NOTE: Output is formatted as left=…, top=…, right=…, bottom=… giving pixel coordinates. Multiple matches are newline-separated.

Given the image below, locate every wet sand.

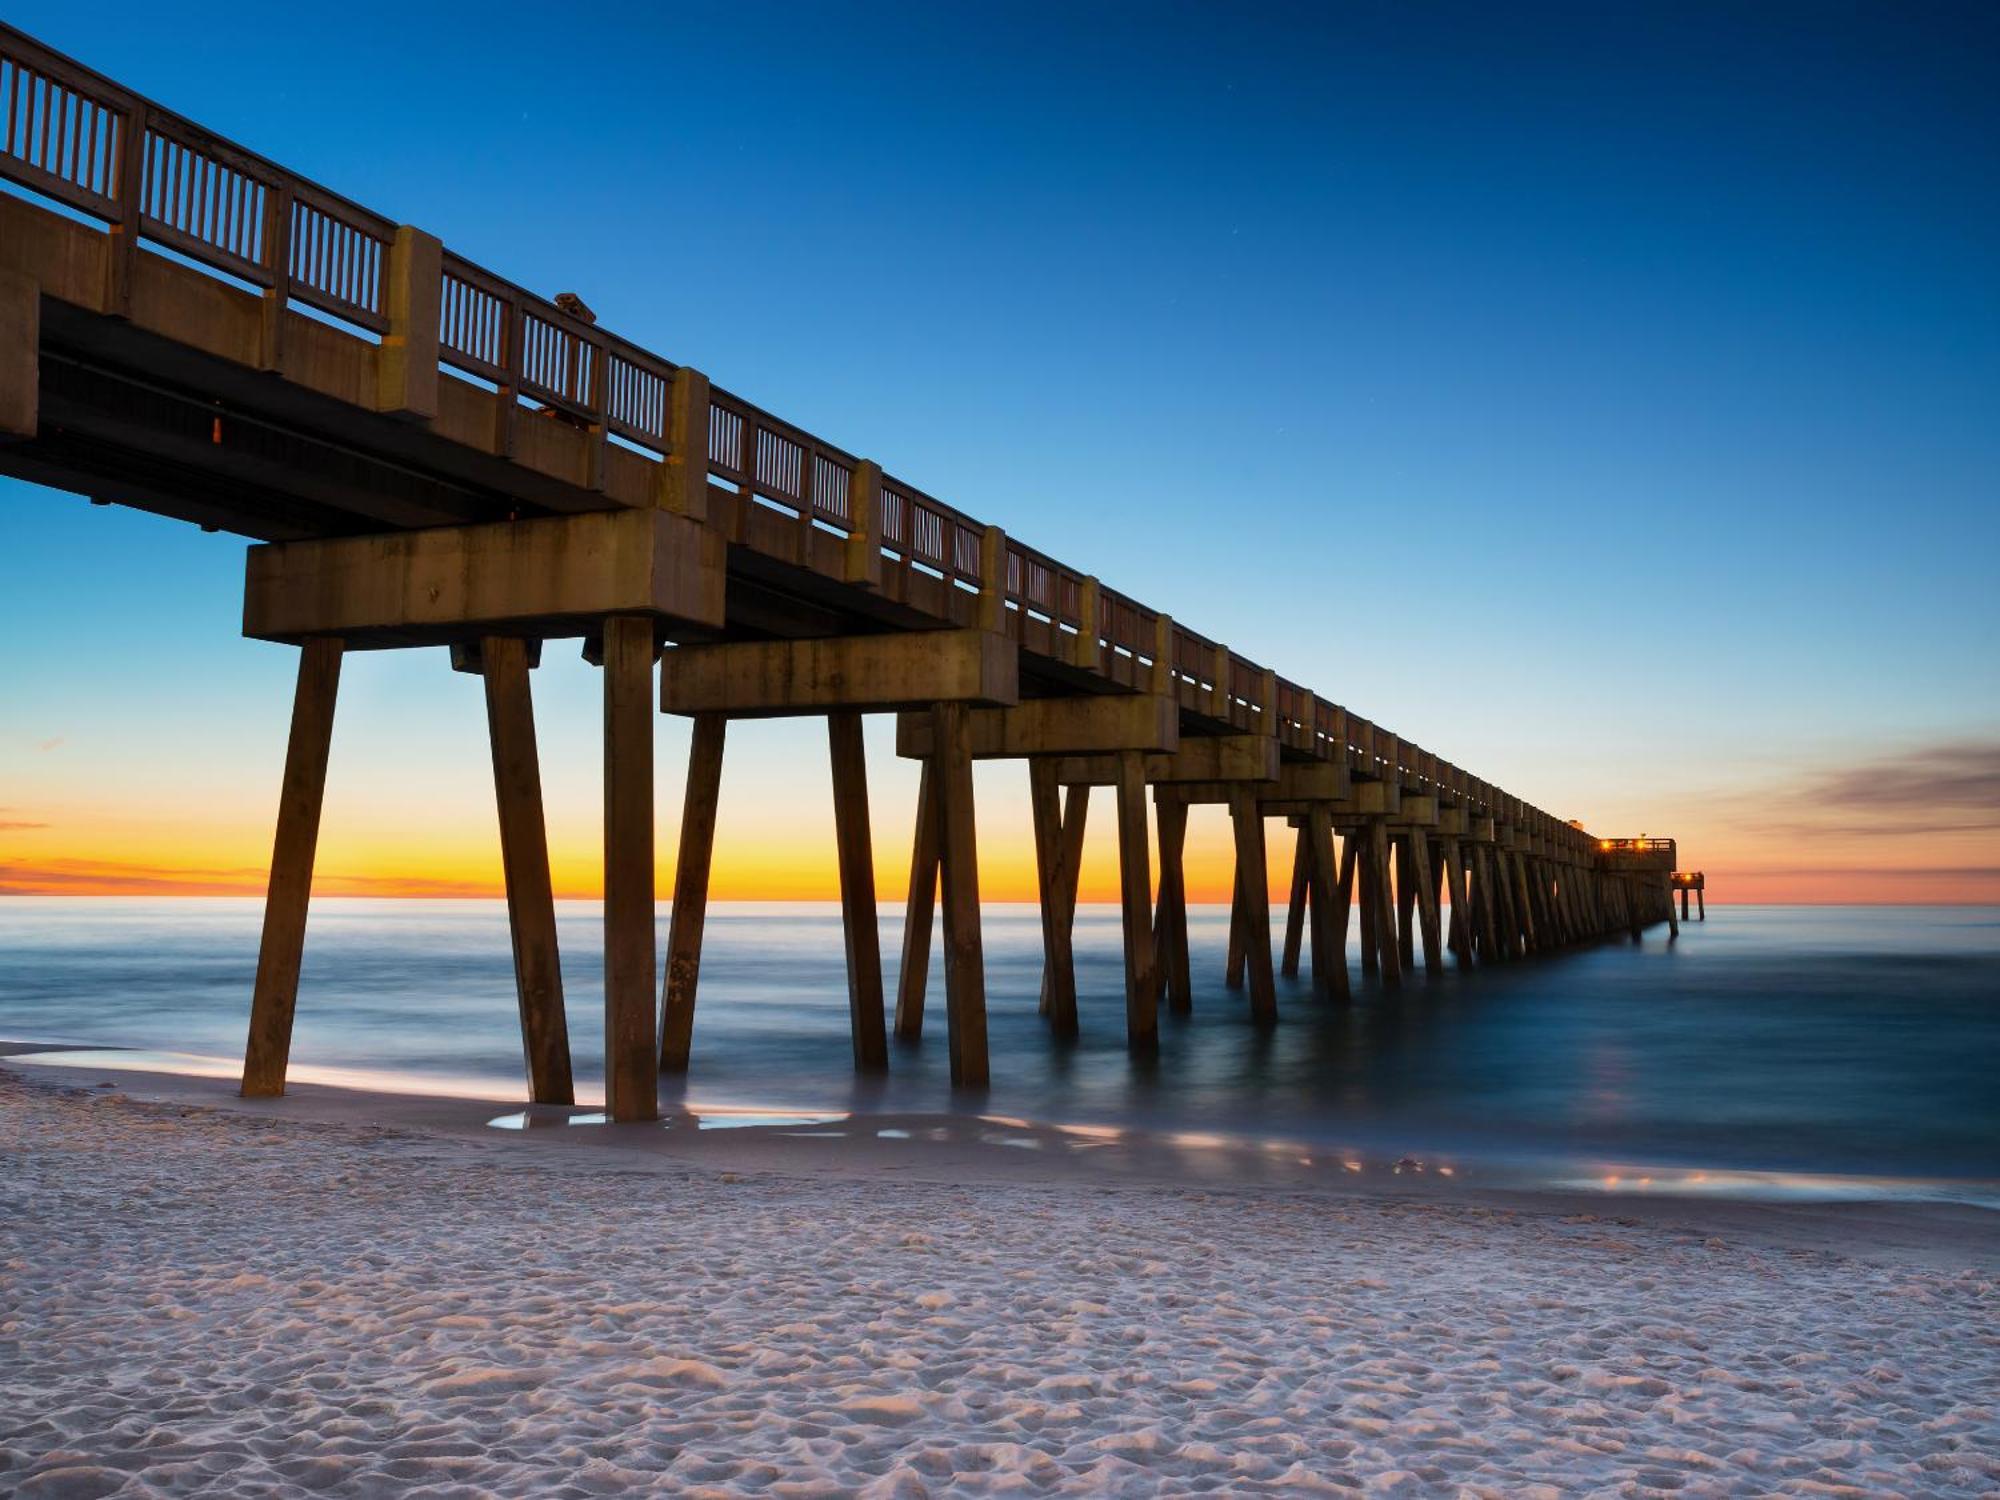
left=2, top=1059, right=1995, bottom=1497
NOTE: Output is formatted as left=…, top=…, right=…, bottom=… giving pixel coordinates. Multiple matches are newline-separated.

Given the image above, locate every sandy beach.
left=2, top=1062, right=1994, bottom=1498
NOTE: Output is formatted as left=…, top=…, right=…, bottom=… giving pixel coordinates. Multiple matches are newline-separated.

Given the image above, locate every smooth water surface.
left=1, top=900, right=1995, bottom=1190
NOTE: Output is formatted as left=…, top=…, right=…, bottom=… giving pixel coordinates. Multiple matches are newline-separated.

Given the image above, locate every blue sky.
left=3, top=1, right=1996, bottom=898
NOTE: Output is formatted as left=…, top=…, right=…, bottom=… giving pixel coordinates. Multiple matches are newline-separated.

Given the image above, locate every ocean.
left=2, top=899, right=1995, bottom=1200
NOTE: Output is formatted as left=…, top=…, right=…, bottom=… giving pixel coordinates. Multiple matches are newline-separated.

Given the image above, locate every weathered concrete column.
left=1115, top=749, right=1158, bottom=1052
left=895, top=762, right=939, bottom=1041
left=1442, top=836, right=1473, bottom=970
left=1027, top=759, right=1079, bottom=1036
left=1356, top=827, right=1379, bottom=975
left=1396, top=833, right=1418, bottom=972
left=660, top=714, right=724, bottom=1071
left=828, top=712, right=888, bottom=1070
left=1153, top=793, right=1193, bottom=1014
left=1409, top=832, right=1443, bottom=974
left=1367, top=819, right=1402, bottom=987
left=1037, top=781, right=1089, bottom=1023
left=1226, top=870, right=1249, bottom=988
left=477, top=636, right=573, bottom=1106
left=933, top=703, right=988, bottom=1087
left=1229, top=785, right=1277, bottom=1025
left=1304, top=805, right=1347, bottom=1002
left=241, top=637, right=343, bottom=1099
left=1281, top=824, right=1310, bottom=979
left=601, top=615, right=657, bottom=1123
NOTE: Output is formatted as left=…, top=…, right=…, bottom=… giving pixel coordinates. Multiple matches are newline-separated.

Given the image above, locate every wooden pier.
left=0, top=25, right=1690, bottom=1120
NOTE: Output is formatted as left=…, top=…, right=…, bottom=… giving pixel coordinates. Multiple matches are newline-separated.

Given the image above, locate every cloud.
left=0, top=857, right=500, bottom=898
left=1741, top=738, right=2000, bottom=840
left=0, top=857, right=268, bottom=895
left=1809, top=738, right=2000, bottom=813
left=0, top=807, right=49, bottom=832
left=1724, top=865, right=2000, bottom=880
left=36, top=737, right=63, bottom=752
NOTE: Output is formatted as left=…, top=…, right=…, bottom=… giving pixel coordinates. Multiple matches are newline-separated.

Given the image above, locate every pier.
left=0, top=24, right=1687, bottom=1120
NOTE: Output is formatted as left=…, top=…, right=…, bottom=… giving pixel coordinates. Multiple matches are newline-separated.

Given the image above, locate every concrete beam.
left=1162, top=768, right=1387, bottom=812
left=1397, top=794, right=1439, bottom=827
left=245, top=508, right=725, bottom=646
left=662, top=629, right=1018, bottom=717
left=895, top=693, right=1176, bottom=761
left=1041, top=734, right=1280, bottom=786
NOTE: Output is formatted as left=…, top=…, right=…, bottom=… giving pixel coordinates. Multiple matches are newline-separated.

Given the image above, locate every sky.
left=2, top=1, right=1996, bottom=903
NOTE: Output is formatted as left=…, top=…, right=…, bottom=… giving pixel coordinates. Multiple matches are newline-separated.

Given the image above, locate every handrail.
left=0, top=19, right=1611, bottom=856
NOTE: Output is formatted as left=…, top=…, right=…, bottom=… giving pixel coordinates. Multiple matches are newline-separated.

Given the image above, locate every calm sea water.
left=1, top=900, right=1995, bottom=1193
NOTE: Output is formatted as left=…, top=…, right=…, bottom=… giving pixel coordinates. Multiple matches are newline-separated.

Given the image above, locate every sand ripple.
left=1, top=1072, right=1994, bottom=1496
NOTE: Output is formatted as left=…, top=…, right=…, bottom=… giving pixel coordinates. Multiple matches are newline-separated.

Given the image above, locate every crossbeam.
left=893, top=693, right=1177, bottom=759
left=660, top=629, right=1017, bottom=716
left=244, top=509, right=725, bottom=646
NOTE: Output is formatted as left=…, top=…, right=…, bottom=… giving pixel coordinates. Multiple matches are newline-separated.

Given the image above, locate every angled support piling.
left=1229, top=785, right=1278, bottom=1025
left=828, top=711, right=888, bottom=1071
left=1153, top=793, right=1193, bottom=1013
left=1028, top=758, right=1079, bottom=1037
left=1304, top=805, right=1347, bottom=1002
left=241, top=637, right=343, bottom=1099
left=1281, top=824, right=1310, bottom=979
left=1410, top=831, right=1443, bottom=974
left=661, top=714, right=726, bottom=1072
left=895, top=760, right=939, bottom=1041
left=479, top=636, right=573, bottom=1105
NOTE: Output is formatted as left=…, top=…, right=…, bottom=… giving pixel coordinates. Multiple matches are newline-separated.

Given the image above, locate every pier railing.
left=0, top=20, right=1605, bottom=860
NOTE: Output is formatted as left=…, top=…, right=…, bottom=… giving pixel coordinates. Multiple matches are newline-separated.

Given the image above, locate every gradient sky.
left=3, top=1, right=1997, bottom=903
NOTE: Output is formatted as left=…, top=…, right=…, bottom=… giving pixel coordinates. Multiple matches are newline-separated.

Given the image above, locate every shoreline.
left=6, top=1050, right=1995, bottom=1273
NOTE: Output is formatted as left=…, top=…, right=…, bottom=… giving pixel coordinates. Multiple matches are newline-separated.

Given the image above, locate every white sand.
left=1, top=1067, right=1995, bottom=1498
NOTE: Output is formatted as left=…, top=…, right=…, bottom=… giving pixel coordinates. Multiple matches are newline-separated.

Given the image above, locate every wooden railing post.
left=103, top=103, right=146, bottom=319
left=582, top=330, right=609, bottom=492
left=658, top=365, right=711, bottom=521
left=843, top=459, right=881, bottom=586
left=377, top=225, right=442, bottom=420
left=258, top=184, right=293, bottom=371
left=1150, top=614, right=1173, bottom=695
left=978, top=527, right=1007, bottom=633
left=1071, top=575, right=1100, bottom=671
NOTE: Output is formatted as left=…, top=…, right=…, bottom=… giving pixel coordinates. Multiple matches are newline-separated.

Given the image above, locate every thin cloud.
left=0, top=857, right=500, bottom=898
left=36, top=737, right=63, bottom=752
left=1740, top=738, right=2000, bottom=840
left=1726, top=865, right=2000, bottom=880
left=1809, top=739, right=2000, bottom=813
